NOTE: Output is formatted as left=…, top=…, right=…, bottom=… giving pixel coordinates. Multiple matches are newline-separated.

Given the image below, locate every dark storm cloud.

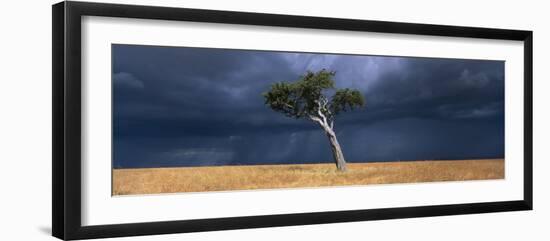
left=112, top=44, right=504, bottom=168
left=333, top=57, right=505, bottom=128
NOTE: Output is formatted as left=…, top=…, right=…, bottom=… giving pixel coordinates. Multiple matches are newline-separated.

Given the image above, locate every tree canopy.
left=263, top=69, right=365, bottom=127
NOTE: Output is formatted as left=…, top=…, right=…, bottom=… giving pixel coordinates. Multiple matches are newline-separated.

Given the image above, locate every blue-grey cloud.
left=112, top=44, right=504, bottom=168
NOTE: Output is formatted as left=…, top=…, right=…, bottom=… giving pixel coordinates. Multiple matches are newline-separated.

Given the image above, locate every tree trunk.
left=324, top=129, right=347, bottom=172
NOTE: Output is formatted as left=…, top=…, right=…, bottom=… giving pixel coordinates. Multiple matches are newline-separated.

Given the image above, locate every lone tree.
left=263, top=69, right=365, bottom=172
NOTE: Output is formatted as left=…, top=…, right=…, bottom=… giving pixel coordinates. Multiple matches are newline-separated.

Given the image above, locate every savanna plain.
left=113, top=159, right=504, bottom=195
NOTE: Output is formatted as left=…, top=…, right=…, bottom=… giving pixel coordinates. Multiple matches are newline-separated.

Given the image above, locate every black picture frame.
left=52, top=1, right=533, bottom=240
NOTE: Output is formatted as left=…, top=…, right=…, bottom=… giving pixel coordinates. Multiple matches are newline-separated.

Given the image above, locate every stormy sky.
left=112, top=44, right=504, bottom=168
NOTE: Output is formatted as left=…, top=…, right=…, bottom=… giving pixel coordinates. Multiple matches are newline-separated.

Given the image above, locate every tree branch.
left=315, top=100, right=328, bottom=126
left=319, top=96, right=334, bottom=124
left=308, top=115, right=324, bottom=126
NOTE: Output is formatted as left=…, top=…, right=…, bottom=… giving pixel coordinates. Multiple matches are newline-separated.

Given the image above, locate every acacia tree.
left=263, top=69, right=365, bottom=172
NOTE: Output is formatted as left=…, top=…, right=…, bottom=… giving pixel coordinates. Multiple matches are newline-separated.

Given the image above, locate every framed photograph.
left=52, top=1, right=533, bottom=240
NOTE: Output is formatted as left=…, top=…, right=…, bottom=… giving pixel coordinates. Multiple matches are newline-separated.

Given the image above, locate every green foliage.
left=330, top=88, right=365, bottom=114
left=263, top=69, right=365, bottom=122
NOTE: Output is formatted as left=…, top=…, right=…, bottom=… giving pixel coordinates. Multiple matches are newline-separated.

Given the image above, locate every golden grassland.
left=112, top=159, right=504, bottom=195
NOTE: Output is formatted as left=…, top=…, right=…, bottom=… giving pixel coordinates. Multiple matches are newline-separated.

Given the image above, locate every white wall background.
left=0, top=0, right=547, bottom=240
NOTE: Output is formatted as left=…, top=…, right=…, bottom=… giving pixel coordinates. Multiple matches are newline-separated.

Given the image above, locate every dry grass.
left=112, top=159, right=504, bottom=195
